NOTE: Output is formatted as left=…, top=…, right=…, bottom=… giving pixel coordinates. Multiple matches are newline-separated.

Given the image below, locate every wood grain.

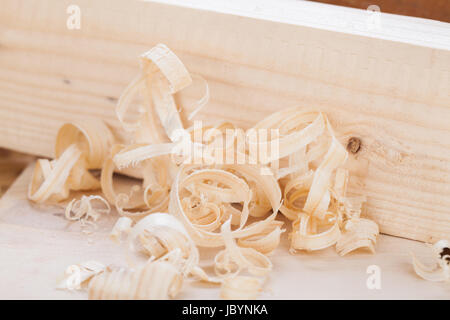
left=0, top=0, right=449, bottom=242
left=0, top=166, right=448, bottom=299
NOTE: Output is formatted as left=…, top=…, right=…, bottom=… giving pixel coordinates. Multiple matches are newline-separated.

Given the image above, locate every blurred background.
left=310, top=0, right=450, bottom=22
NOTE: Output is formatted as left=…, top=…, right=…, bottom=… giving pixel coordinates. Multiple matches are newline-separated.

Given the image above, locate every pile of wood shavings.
left=28, top=44, right=382, bottom=300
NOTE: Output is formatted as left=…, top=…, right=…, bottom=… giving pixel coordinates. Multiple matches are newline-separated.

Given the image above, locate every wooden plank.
left=0, top=166, right=448, bottom=299
left=0, top=0, right=449, bottom=242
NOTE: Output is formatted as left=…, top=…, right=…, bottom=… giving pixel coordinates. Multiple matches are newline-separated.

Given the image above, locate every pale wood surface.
left=0, top=0, right=449, bottom=242
left=0, top=165, right=449, bottom=300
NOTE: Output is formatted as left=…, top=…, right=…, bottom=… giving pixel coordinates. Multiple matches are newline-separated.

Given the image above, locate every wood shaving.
left=127, top=213, right=202, bottom=278
left=336, top=218, right=379, bottom=256
left=411, top=240, right=449, bottom=282
left=56, top=261, right=106, bottom=291
left=65, top=195, right=111, bottom=233
left=27, top=44, right=383, bottom=300
left=29, top=119, right=113, bottom=203
left=110, top=216, right=133, bottom=243
left=88, top=261, right=183, bottom=300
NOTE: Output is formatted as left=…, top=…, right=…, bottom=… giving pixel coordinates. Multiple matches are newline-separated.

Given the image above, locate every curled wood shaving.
left=56, top=261, right=106, bottom=290
left=290, top=213, right=341, bottom=252
left=303, top=137, right=347, bottom=220
left=336, top=218, right=379, bottom=256
left=411, top=240, right=450, bottom=282
left=29, top=119, right=113, bottom=203
left=65, top=195, right=110, bottom=222
left=247, top=110, right=325, bottom=164
left=28, top=44, right=383, bottom=300
left=128, top=213, right=201, bottom=277
left=215, top=220, right=272, bottom=278
left=113, top=43, right=209, bottom=171
left=101, top=146, right=172, bottom=219
left=88, top=261, right=183, bottom=300
left=237, top=221, right=284, bottom=255
left=110, top=216, right=133, bottom=243
left=116, top=44, right=191, bottom=136
left=110, top=213, right=217, bottom=283
left=65, top=195, right=111, bottom=233
left=187, top=74, right=210, bottom=121
left=55, top=120, right=114, bottom=169
left=29, top=145, right=82, bottom=203
left=169, top=166, right=283, bottom=248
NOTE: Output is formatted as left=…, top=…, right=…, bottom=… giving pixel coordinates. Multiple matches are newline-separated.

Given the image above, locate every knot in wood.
left=347, top=137, right=361, bottom=154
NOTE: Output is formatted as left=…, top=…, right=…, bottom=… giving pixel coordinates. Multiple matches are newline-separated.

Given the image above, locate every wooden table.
left=0, top=165, right=448, bottom=299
